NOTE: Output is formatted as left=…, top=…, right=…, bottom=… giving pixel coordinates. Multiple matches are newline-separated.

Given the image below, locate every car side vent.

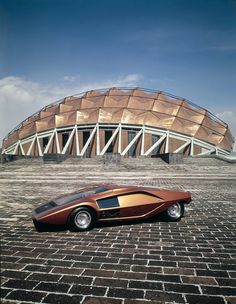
left=35, top=201, right=57, bottom=214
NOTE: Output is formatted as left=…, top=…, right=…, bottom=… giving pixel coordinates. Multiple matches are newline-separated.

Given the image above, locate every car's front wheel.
left=68, top=207, right=96, bottom=231
left=165, top=202, right=184, bottom=221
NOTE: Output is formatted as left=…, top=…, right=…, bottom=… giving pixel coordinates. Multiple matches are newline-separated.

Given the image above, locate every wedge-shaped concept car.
left=33, top=185, right=191, bottom=231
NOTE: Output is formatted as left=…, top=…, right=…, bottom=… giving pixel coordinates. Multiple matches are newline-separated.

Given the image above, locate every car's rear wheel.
left=68, top=207, right=96, bottom=231
left=165, top=202, right=184, bottom=221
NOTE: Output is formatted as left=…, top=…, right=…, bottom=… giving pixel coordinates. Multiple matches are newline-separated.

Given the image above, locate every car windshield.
left=54, top=187, right=108, bottom=205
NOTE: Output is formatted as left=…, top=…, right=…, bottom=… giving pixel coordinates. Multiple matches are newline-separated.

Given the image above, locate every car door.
left=118, top=192, right=163, bottom=218
left=96, top=196, right=121, bottom=220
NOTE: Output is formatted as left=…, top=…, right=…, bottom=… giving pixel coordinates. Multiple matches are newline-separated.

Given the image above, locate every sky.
left=0, top=0, right=236, bottom=149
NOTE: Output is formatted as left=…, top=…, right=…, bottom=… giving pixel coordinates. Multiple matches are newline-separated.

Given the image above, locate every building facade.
left=2, top=88, right=234, bottom=158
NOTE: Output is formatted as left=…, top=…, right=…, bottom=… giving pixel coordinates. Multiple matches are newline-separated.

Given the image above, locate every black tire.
left=165, top=202, right=184, bottom=221
left=33, top=219, right=47, bottom=232
left=68, top=207, right=96, bottom=232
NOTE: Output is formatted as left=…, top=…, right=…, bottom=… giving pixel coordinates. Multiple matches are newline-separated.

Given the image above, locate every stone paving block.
left=113, top=271, right=146, bottom=280
left=209, top=263, right=236, bottom=271
left=65, top=254, right=92, bottom=261
left=51, top=266, right=84, bottom=275
left=6, top=290, right=47, bottom=302
left=94, top=277, right=128, bottom=288
left=35, top=281, right=70, bottom=293
left=1, top=270, right=29, bottom=280
left=107, top=287, right=144, bottom=299
left=18, top=257, right=46, bottom=264
left=163, top=267, right=195, bottom=275
left=59, top=275, right=93, bottom=285
left=124, top=300, right=163, bottom=304
left=70, top=284, right=107, bottom=296
left=181, top=275, right=218, bottom=285
left=196, top=269, right=230, bottom=278
left=3, top=279, right=38, bottom=290
left=200, top=285, right=236, bottom=296
left=23, top=264, right=53, bottom=273
left=185, top=294, right=226, bottom=304
left=225, top=297, right=236, bottom=304
left=216, top=278, right=236, bottom=287
left=147, top=273, right=181, bottom=282
left=101, top=263, right=131, bottom=271
left=83, top=269, right=114, bottom=277
left=145, top=290, right=185, bottom=302
left=164, top=282, right=200, bottom=294
left=44, top=259, right=73, bottom=267
left=1, top=262, right=26, bottom=270
left=73, top=261, right=101, bottom=269
left=27, top=272, right=62, bottom=282
left=42, top=293, right=83, bottom=304
left=148, top=260, right=177, bottom=267
left=1, top=256, right=20, bottom=263
left=1, top=288, right=11, bottom=298
left=128, top=280, right=163, bottom=290
left=229, top=272, right=236, bottom=278
left=82, top=297, right=123, bottom=304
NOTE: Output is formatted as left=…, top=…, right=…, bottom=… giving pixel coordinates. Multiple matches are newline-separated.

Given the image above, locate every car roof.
left=104, top=184, right=140, bottom=191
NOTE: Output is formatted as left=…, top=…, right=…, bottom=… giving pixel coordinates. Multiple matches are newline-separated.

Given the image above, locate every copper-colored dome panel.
left=218, top=129, right=234, bottom=150
left=152, top=99, right=180, bottom=116
left=152, top=112, right=176, bottom=130
left=40, top=111, right=53, bottom=119
left=59, top=104, right=77, bottom=113
left=108, top=88, right=132, bottom=96
left=4, top=131, right=19, bottom=148
left=76, top=109, right=97, bottom=124
left=19, top=122, right=36, bottom=140
left=177, top=107, right=205, bottom=125
left=81, top=96, right=104, bottom=109
left=64, top=97, right=82, bottom=108
left=172, top=118, right=199, bottom=136
left=104, top=95, right=129, bottom=108
left=55, top=112, right=77, bottom=128
left=36, top=116, right=55, bottom=132
left=44, top=104, right=60, bottom=114
left=121, top=109, right=147, bottom=125
left=128, top=96, right=154, bottom=111
left=132, top=89, right=158, bottom=99
left=202, top=114, right=226, bottom=135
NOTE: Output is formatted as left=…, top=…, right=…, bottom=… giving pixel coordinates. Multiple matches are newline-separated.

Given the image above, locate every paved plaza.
left=0, top=157, right=236, bottom=304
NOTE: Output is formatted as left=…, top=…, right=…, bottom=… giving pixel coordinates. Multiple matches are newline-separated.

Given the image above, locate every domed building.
left=2, top=87, right=234, bottom=158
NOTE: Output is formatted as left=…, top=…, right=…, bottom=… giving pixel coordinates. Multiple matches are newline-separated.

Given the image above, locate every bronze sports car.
left=33, top=184, right=191, bottom=232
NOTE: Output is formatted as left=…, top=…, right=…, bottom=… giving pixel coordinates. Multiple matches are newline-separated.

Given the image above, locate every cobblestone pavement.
left=0, top=158, right=236, bottom=304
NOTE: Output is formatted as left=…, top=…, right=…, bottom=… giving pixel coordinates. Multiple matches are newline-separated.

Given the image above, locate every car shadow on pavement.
left=33, top=213, right=183, bottom=232
left=95, top=213, right=182, bottom=229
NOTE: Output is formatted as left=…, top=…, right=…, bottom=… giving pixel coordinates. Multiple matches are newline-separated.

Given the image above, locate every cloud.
left=0, top=74, right=142, bottom=145
left=216, top=110, right=236, bottom=135
left=203, top=45, right=236, bottom=52
left=78, top=74, right=142, bottom=92
left=216, top=110, right=236, bottom=151
left=63, top=75, right=80, bottom=82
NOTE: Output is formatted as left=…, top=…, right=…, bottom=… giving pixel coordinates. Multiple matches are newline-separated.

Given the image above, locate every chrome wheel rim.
left=74, top=211, right=91, bottom=229
left=167, top=203, right=182, bottom=219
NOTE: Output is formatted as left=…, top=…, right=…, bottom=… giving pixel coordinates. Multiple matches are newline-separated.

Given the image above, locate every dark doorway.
left=62, top=133, right=69, bottom=148
left=128, top=131, right=136, bottom=157
left=42, top=137, right=49, bottom=149
left=151, top=134, right=160, bottom=155
left=105, top=130, right=113, bottom=153
left=83, top=131, right=91, bottom=158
